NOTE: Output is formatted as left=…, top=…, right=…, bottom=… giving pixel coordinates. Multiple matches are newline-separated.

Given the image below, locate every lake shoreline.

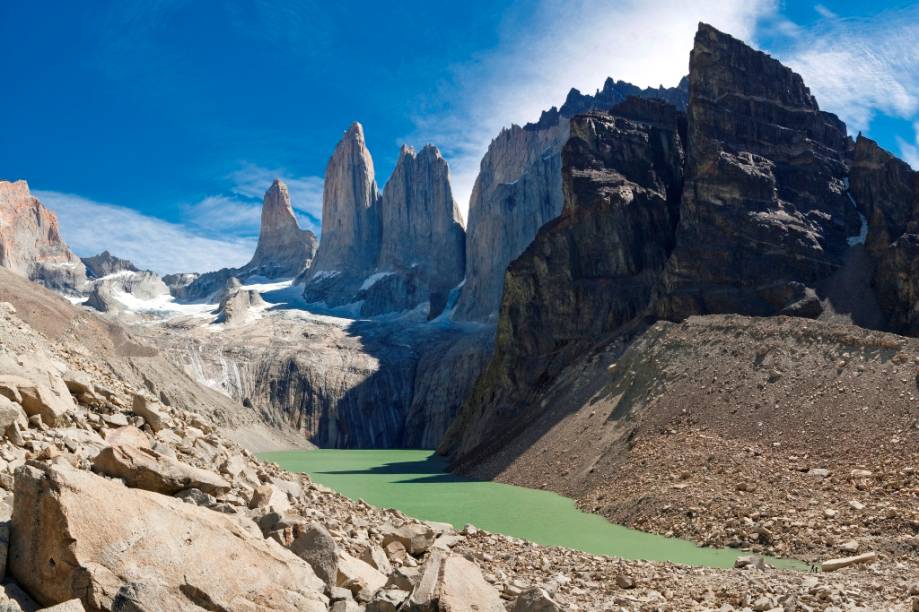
left=261, top=448, right=804, bottom=571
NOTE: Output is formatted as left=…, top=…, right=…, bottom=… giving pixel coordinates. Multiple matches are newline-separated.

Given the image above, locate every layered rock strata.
left=453, top=78, right=688, bottom=322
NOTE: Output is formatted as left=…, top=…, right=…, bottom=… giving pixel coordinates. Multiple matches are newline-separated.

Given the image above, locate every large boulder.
left=336, top=551, right=388, bottom=602
left=9, top=462, right=327, bottom=611
left=0, top=395, right=27, bottom=435
left=92, top=444, right=230, bottom=495
left=290, top=523, right=340, bottom=587
left=130, top=394, right=169, bottom=432
left=0, top=351, right=75, bottom=427
left=404, top=550, right=505, bottom=612
left=381, top=522, right=435, bottom=556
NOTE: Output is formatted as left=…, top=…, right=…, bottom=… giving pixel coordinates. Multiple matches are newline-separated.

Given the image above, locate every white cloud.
left=406, top=0, right=776, bottom=220
left=181, top=195, right=262, bottom=236
left=35, top=190, right=256, bottom=275
left=779, top=6, right=919, bottom=134
left=897, top=122, right=919, bottom=170
left=813, top=4, right=837, bottom=20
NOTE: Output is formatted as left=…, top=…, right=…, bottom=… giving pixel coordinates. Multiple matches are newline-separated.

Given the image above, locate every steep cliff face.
left=850, top=135, right=919, bottom=335
left=246, top=179, right=318, bottom=278
left=377, top=145, right=466, bottom=316
left=453, top=79, right=688, bottom=322
left=0, top=180, right=87, bottom=293
left=442, top=23, right=918, bottom=468
left=304, top=125, right=467, bottom=318
left=149, top=312, right=487, bottom=449
left=442, top=99, right=685, bottom=461
left=656, top=24, right=855, bottom=319
left=306, top=122, right=381, bottom=283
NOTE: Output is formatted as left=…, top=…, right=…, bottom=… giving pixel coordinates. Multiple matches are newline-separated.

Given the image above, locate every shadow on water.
left=310, top=454, right=472, bottom=484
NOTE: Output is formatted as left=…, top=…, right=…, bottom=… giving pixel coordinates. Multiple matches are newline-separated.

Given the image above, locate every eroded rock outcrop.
left=443, top=99, right=685, bottom=461
left=84, top=270, right=170, bottom=313
left=655, top=23, right=855, bottom=319
left=442, top=24, right=915, bottom=469
left=304, top=125, right=467, bottom=318
left=849, top=135, right=919, bottom=335
left=246, top=179, right=318, bottom=278
left=453, top=78, right=688, bottom=322
left=303, top=122, right=382, bottom=308
left=0, top=180, right=87, bottom=293
left=176, top=179, right=318, bottom=302
left=376, top=145, right=466, bottom=317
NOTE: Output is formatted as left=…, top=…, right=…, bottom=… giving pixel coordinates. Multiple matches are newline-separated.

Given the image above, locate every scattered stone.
left=36, top=599, right=85, bottom=611
left=359, top=543, right=393, bottom=575
left=513, top=586, right=562, bottom=611
left=249, top=483, right=291, bottom=513
left=616, top=574, right=636, bottom=589
left=839, top=540, right=860, bottom=553
left=104, top=425, right=150, bottom=449
left=337, top=551, right=387, bottom=602
left=131, top=393, right=168, bottom=432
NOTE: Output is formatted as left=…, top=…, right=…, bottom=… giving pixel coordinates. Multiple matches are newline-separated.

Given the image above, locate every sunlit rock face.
left=303, top=124, right=466, bottom=318
left=377, top=144, right=466, bottom=318
left=246, top=178, right=318, bottom=279
left=309, top=122, right=382, bottom=278
left=0, top=180, right=87, bottom=293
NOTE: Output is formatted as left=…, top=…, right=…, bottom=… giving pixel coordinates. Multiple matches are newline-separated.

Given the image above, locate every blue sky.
left=2, top=1, right=918, bottom=273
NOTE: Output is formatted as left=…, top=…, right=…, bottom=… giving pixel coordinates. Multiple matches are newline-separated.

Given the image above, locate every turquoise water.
left=262, top=449, right=802, bottom=570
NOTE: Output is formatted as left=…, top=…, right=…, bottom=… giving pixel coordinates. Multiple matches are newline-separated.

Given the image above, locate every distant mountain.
left=302, top=123, right=466, bottom=319
left=0, top=180, right=87, bottom=293
left=81, top=250, right=139, bottom=279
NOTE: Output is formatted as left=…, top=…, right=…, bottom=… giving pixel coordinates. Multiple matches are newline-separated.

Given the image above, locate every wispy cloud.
left=180, top=195, right=262, bottom=237
left=406, top=0, right=775, bottom=219
left=778, top=5, right=919, bottom=134
left=35, top=190, right=256, bottom=275
left=813, top=4, right=838, bottom=20
left=896, top=122, right=919, bottom=170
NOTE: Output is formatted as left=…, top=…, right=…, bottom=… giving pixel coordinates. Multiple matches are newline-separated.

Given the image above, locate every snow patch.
left=360, top=271, right=394, bottom=291
left=111, top=289, right=216, bottom=319
left=309, top=270, right=340, bottom=282
left=843, top=177, right=868, bottom=246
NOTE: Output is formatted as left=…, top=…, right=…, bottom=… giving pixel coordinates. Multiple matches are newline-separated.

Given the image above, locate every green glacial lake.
left=261, top=449, right=803, bottom=570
